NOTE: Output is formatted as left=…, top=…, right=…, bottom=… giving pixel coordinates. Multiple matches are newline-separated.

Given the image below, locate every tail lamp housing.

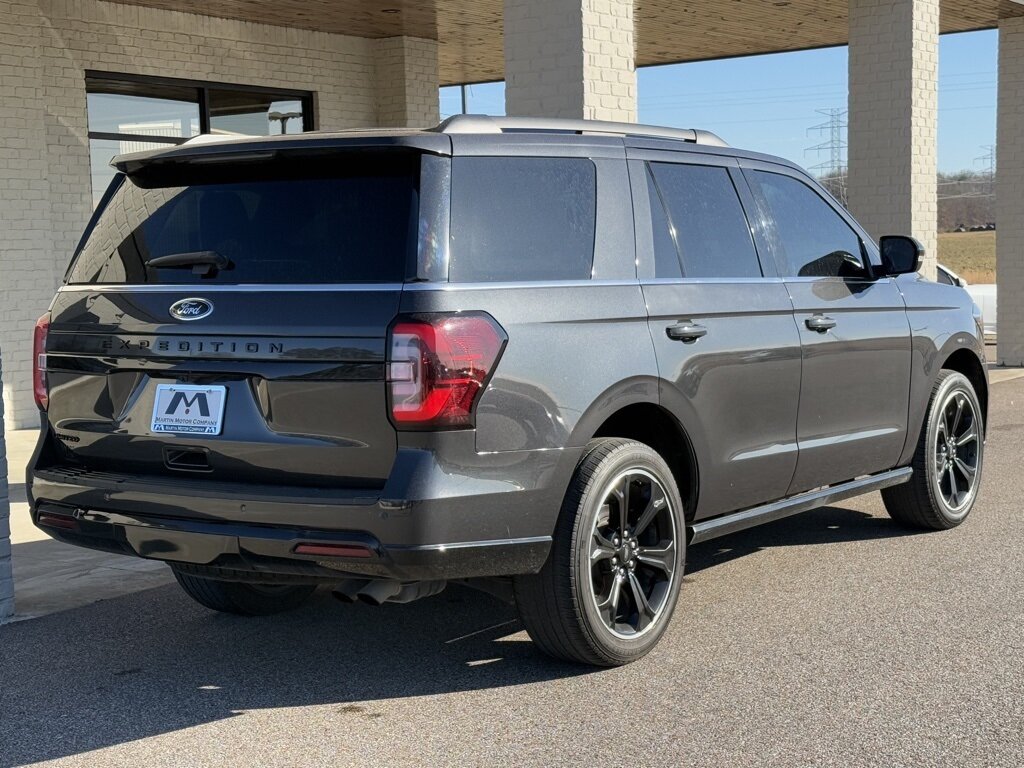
left=33, top=313, right=50, bottom=411
left=387, top=312, right=507, bottom=429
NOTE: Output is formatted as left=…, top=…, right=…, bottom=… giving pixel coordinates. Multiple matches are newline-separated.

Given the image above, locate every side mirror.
left=878, top=235, right=924, bottom=276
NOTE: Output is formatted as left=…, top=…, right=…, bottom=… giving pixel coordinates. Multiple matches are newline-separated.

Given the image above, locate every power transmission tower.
left=975, top=144, right=996, bottom=197
left=806, top=108, right=848, bottom=206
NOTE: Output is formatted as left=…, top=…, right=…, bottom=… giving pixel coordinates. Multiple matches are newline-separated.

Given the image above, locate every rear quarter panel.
left=399, top=283, right=657, bottom=454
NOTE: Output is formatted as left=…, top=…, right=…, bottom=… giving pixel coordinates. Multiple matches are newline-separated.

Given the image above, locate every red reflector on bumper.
left=37, top=512, right=78, bottom=531
left=293, top=543, right=372, bottom=558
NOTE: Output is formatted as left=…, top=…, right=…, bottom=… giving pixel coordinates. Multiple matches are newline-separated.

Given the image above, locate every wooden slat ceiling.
left=104, top=0, right=1024, bottom=85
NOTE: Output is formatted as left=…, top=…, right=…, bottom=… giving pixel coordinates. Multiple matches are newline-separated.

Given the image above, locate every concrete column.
left=997, top=17, right=1024, bottom=365
left=1, top=351, right=13, bottom=621
left=847, top=0, right=939, bottom=280
left=504, top=0, right=636, bottom=121
left=373, top=36, right=440, bottom=127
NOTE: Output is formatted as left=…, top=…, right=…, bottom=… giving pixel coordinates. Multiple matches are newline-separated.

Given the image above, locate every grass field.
left=937, top=231, right=996, bottom=284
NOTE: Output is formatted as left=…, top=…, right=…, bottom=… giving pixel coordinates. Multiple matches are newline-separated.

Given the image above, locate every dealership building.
left=1, top=0, right=1023, bottom=430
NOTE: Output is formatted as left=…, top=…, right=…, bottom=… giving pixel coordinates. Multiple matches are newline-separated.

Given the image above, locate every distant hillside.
left=815, top=170, right=995, bottom=233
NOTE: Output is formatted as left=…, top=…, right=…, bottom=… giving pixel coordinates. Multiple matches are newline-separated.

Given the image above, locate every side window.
left=449, top=157, right=596, bottom=282
left=747, top=170, right=867, bottom=279
left=646, top=162, right=762, bottom=279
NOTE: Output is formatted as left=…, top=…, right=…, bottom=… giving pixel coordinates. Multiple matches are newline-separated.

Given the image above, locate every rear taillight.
left=33, top=313, right=50, bottom=411
left=387, top=313, right=506, bottom=429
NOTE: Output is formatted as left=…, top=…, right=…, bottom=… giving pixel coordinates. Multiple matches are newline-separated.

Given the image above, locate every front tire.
left=882, top=370, right=984, bottom=530
left=514, top=438, right=686, bottom=666
left=172, top=567, right=317, bottom=616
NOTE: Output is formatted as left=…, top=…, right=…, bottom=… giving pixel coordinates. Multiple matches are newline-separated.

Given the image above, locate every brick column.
left=373, top=36, right=440, bottom=127
left=847, top=0, right=939, bottom=280
left=0, top=350, right=13, bottom=621
left=504, top=0, right=636, bottom=121
left=0, top=0, right=58, bottom=431
left=997, top=17, right=1024, bottom=365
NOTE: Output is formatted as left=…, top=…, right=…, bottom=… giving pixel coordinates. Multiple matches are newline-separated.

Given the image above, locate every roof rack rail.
left=435, top=114, right=728, bottom=147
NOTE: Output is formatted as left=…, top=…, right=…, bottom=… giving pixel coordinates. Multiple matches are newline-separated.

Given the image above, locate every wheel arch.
left=578, top=397, right=700, bottom=524
left=940, top=347, right=989, bottom=429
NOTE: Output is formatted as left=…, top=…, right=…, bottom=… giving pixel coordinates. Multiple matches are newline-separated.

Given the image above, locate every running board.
left=688, top=467, right=913, bottom=545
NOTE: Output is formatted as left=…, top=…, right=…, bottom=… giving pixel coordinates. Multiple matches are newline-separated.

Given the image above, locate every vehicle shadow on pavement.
left=0, top=504, right=918, bottom=766
left=687, top=504, right=925, bottom=574
left=0, top=580, right=579, bottom=767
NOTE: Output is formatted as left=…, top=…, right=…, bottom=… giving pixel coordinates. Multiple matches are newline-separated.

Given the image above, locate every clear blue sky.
left=440, top=29, right=997, bottom=174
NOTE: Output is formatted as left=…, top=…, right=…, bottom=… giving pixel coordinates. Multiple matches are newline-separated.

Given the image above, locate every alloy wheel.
left=934, top=387, right=981, bottom=516
left=588, top=469, right=678, bottom=639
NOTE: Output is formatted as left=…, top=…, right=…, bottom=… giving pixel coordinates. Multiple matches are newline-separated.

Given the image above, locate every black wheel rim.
left=934, top=387, right=981, bottom=516
left=588, top=469, right=678, bottom=639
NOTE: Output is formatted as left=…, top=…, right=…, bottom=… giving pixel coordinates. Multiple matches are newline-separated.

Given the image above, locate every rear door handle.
left=805, top=315, right=837, bottom=332
left=666, top=322, right=708, bottom=342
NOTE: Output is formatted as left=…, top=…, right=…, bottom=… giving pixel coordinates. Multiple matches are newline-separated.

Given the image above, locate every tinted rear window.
left=68, top=156, right=418, bottom=285
left=449, top=157, right=597, bottom=282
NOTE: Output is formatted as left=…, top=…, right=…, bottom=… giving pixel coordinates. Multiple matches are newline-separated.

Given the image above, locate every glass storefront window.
left=209, top=92, right=306, bottom=136
left=87, top=90, right=200, bottom=139
left=85, top=73, right=313, bottom=206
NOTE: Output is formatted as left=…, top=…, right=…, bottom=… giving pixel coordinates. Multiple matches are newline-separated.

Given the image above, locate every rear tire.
left=172, top=567, right=317, bottom=616
left=514, top=438, right=686, bottom=666
left=882, top=370, right=984, bottom=530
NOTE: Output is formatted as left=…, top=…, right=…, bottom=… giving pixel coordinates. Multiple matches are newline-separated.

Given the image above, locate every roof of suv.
left=109, top=114, right=798, bottom=177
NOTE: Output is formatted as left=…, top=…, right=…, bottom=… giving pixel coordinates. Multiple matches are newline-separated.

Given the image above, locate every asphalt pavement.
left=1, top=376, right=1022, bottom=767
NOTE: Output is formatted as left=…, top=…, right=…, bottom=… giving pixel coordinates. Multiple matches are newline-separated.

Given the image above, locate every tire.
left=514, top=438, right=687, bottom=666
left=172, top=567, right=317, bottom=616
left=882, top=370, right=984, bottom=530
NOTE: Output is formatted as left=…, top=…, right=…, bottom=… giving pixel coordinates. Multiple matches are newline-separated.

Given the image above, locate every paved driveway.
left=2, top=377, right=1023, bottom=767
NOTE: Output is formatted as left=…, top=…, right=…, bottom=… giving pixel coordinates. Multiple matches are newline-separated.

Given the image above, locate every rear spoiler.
left=111, top=132, right=452, bottom=177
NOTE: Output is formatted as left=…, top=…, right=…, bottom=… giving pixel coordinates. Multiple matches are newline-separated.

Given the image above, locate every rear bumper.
left=33, top=502, right=551, bottom=582
left=29, top=441, right=580, bottom=582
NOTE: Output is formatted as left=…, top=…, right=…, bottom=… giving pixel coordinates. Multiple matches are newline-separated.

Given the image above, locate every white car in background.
left=938, top=264, right=996, bottom=339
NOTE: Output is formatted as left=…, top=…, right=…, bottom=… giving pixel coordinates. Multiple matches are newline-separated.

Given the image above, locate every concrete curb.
left=1, top=348, right=14, bottom=621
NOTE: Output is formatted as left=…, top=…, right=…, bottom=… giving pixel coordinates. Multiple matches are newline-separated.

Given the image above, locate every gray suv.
left=29, top=116, right=988, bottom=666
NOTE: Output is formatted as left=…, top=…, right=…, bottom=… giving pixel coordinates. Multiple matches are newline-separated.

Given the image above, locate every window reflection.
left=85, top=74, right=313, bottom=206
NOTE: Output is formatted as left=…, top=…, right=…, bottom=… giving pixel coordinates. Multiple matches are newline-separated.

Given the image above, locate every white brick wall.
left=374, top=36, right=440, bottom=127
left=997, top=17, right=1024, bottom=366
left=847, top=0, right=939, bottom=280
left=0, top=0, right=54, bottom=432
left=0, top=0, right=439, bottom=430
left=504, top=0, right=636, bottom=121
left=0, top=351, right=12, bottom=621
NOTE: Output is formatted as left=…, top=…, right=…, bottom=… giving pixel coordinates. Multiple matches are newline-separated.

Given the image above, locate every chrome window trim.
left=59, top=276, right=802, bottom=294
left=403, top=279, right=636, bottom=291
left=59, top=283, right=409, bottom=293
left=640, top=277, right=785, bottom=285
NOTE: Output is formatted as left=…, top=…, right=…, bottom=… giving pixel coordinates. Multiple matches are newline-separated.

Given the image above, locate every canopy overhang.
left=102, top=0, right=1024, bottom=85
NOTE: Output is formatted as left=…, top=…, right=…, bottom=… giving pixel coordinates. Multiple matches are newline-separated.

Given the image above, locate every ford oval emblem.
left=169, top=298, right=214, bottom=321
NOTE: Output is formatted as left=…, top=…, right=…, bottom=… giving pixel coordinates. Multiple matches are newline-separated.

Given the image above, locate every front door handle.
left=666, top=322, right=708, bottom=342
left=805, top=315, right=837, bottom=332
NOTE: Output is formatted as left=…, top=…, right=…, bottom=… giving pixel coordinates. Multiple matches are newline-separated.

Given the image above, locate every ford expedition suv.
left=28, top=116, right=988, bottom=666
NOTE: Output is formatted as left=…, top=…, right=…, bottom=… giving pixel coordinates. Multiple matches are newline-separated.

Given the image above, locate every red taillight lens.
left=33, top=313, right=50, bottom=411
left=388, top=313, right=506, bottom=429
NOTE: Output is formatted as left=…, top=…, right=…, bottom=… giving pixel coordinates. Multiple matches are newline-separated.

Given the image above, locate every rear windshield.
left=68, top=155, right=418, bottom=285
